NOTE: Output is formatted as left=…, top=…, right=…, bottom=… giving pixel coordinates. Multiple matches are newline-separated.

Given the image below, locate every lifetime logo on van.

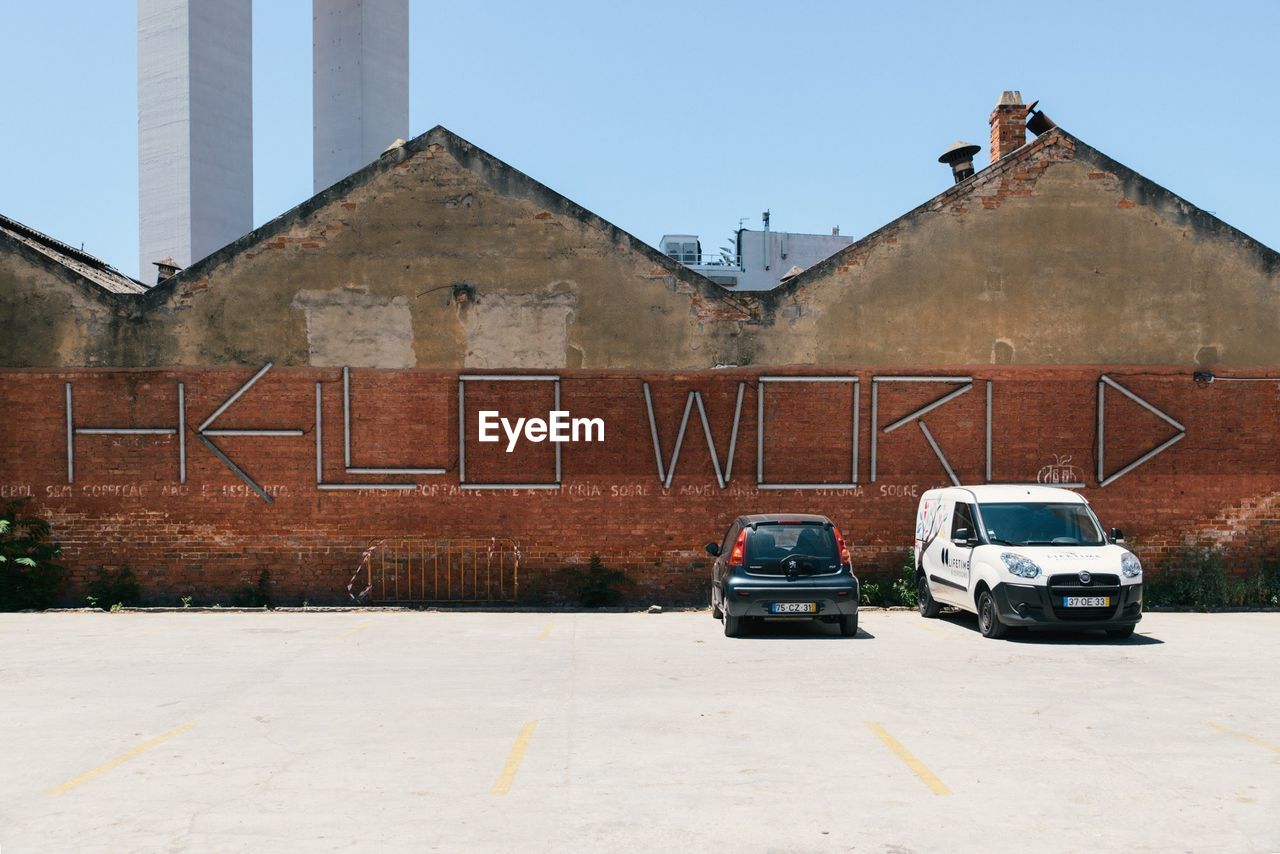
left=477, top=411, right=605, bottom=452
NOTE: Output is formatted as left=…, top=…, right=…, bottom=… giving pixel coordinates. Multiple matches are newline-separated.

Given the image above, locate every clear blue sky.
left=2, top=0, right=1278, bottom=280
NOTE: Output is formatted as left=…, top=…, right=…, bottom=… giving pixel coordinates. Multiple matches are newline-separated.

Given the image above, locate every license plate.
left=770, top=602, right=816, bottom=614
left=1063, top=596, right=1110, bottom=607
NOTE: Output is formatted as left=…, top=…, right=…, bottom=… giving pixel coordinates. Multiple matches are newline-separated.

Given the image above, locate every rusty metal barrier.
left=348, top=537, right=521, bottom=604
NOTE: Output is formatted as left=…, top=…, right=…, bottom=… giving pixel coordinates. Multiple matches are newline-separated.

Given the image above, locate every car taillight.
left=834, top=526, right=852, bottom=567
left=728, top=529, right=747, bottom=567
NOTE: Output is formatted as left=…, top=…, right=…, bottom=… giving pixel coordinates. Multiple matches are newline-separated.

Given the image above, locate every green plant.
left=109, top=602, right=124, bottom=613
left=565, top=555, right=627, bottom=607
left=232, top=569, right=273, bottom=608
left=1142, top=547, right=1280, bottom=610
left=180, top=595, right=193, bottom=608
left=889, top=559, right=916, bottom=608
left=859, top=581, right=882, bottom=606
left=87, top=567, right=142, bottom=611
left=0, top=500, right=65, bottom=611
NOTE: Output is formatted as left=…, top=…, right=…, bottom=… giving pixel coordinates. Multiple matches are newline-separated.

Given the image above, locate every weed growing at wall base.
left=0, top=500, right=64, bottom=610
left=565, top=555, right=627, bottom=607
left=1145, top=548, right=1280, bottom=609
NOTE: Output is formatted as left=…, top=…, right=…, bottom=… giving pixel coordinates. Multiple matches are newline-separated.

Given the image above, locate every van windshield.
left=977, top=502, right=1105, bottom=547
left=744, top=524, right=840, bottom=573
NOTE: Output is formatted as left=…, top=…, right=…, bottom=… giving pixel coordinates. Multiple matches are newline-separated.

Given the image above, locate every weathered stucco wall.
left=0, top=236, right=127, bottom=368
left=750, top=133, right=1280, bottom=368
left=116, top=130, right=755, bottom=370
left=2, top=128, right=1277, bottom=372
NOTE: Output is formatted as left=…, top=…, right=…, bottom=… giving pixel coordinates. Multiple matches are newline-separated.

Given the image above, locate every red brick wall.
left=2, top=366, right=1276, bottom=605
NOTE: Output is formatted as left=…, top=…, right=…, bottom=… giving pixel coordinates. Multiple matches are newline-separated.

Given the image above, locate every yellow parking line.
left=45, top=721, right=197, bottom=796
left=866, top=722, right=952, bottom=796
left=538, top=621, right=555, bottom=640
left=336, top=621, right=371, bottom=639
left=491, top=720, right=539, bottom=795
left=1206, top=722, right=1280, bottom=754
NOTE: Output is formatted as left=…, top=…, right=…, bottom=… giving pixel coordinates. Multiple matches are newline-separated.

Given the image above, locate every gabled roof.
left=0, top=213, right=147, bottom=295
left=141, top=125, right=749, bottom=312
left=761, top=126, right=1280, bottom=302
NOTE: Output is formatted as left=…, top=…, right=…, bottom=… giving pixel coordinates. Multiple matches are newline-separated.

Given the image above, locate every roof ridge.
left=0, top=213, right=141, bottom=282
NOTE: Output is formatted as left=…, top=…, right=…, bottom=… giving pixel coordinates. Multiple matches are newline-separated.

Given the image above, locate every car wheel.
left=839, top=613, right=858, bottom=637
left=711, top=587, right=723, bottom=619
left=977, top=590, right=1008, bottom=639
left=723, top=612, right=741, bottom=638
left=1106, top=624, right=1136, bottom=639
left=917, top=575, right=941, bottom=618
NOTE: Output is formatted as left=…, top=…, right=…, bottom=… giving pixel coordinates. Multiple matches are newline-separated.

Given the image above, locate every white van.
left=913, top=485, right=1142, bottom=638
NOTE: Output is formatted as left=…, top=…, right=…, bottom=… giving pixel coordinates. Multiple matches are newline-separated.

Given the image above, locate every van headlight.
left=1121, top=553, right=1142, bottom=578
left=1000, top=552, right=1041, bottom=579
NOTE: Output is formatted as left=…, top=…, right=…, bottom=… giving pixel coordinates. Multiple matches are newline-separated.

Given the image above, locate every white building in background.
left=138, top=0, right=253, bottom=281
left=313, top=0, right=409, bottom=193
left=660, top=214, right=854, bottom=291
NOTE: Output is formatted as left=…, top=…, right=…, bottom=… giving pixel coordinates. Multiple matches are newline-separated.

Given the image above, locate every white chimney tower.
left=313, top=0, right=410, bottom=194
left=137, top=0, right=253, bottom=278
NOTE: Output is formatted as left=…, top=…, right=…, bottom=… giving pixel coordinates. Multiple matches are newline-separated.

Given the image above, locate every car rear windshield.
left=977, top=502, right=1105, bottom=546
left=744, top=523, right=840, bottom=573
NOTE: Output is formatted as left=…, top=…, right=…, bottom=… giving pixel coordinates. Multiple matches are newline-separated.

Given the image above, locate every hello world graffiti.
left=57, top=365, right=1186, bottom=504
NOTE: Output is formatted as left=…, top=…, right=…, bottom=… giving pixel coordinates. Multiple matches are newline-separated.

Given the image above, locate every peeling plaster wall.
left=4, top=129, right=1279, bottom=373
left=113, top=132, right=752, bottom=371
left=751, top=135, right=1280, bottom=368
left=292, top=288, right=416, bottom=368
left=461, top=283, right=578, bottom=369
left=0, top=246, right=123, bottom=367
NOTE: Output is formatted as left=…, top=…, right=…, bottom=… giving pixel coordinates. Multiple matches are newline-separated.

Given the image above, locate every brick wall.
left=2, top=366, right=1277, bottom=606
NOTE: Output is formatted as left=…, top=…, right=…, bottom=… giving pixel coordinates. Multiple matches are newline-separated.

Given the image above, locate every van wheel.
left=977, top=590, right=1008, bottom=639
left=839, top=614, right=859, bottom=637
left=917, top=575, right=941, bottom=618
left=1106, top=625, right=1136, bottom=639
left=723, top=612, right=741, bottom=638
left=711, top=588, right=723, bottom=619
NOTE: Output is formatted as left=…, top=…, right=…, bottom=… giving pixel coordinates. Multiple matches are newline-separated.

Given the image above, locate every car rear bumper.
left=722, top=579, right=859, bottom=618
left=993, top=581, right=1142, bottom=629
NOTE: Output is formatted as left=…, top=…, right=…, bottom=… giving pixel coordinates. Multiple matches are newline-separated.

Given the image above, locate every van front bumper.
left=993, top=581, right=1142, bottom=629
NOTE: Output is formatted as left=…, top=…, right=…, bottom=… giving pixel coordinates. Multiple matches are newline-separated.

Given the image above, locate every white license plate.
left=1063, top=596, right=1110, bottom=607
left=770, top=602, right=817, bottom=614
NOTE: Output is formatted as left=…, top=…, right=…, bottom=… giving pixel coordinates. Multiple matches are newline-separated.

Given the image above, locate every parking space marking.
left=538, top=621, right=555, bottom=640
left=491, top=720, right=539, bottom=795
left=45, top=720, right=197, bottom=796
left=336, top=621, right=371, bottom=640
left=1206, top=721, right=1280, bottom=754
left=866, top=721, right=952, bottom=796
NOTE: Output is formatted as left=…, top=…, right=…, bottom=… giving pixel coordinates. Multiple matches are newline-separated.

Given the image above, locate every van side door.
left=944, top=502, right=978, bottom=603
left=920, top=499, right=962, bottom=605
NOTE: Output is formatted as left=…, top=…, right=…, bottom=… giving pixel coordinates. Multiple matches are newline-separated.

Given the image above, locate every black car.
left=707, top=514, right=859, bottom=637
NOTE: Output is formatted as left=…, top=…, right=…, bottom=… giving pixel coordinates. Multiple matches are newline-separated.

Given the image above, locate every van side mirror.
left=1110, top=528, right=1125, bottom=544
left=705, top=542, right=721, bottom=556
left=953, top=528, right=976, bottom=546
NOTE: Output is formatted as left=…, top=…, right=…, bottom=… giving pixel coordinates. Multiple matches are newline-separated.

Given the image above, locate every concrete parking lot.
left=0, top=609, right=1276, bottom=853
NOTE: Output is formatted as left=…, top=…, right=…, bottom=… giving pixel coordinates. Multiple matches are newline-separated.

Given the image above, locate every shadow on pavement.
left=937, top=611, right=1163, bottom=645
left=731, top=618, right=875, bottom=640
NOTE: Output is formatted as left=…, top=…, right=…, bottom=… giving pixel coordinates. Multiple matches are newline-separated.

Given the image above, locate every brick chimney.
left=989, top=90, right=1028, bottom=163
